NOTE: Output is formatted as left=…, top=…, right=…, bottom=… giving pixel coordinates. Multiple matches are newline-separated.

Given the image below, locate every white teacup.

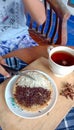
left=47, top=46, right=74, bottom=77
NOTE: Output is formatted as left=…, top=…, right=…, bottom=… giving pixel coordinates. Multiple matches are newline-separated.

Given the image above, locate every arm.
left=23, top=0, right=46, bottom=25
left=47, top=0, right=71, bottom=45
left=47, top=0, right=70, bottom=20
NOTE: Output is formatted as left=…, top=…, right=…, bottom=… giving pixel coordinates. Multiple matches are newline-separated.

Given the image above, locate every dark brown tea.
left=51, top=51, right=74, bottom=66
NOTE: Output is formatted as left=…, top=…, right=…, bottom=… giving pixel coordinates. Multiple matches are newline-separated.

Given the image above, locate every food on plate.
left=13, top=71, right=53, bottom=112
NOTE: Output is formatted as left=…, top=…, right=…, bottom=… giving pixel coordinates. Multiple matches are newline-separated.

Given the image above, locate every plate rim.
left=5, top=69, right=58, bottom=119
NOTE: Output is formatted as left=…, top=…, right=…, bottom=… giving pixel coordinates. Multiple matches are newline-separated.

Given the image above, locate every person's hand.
left=0, top=56, right=10, bottom=77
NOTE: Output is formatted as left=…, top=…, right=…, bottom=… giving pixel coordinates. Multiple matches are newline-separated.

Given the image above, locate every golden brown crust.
left=12, top=71, right=53, bottom=112
left=13, top=97, right=51, bottom=112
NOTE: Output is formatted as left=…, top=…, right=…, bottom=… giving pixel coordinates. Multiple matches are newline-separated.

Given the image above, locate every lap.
left=0, top=34, right=38, bottom=56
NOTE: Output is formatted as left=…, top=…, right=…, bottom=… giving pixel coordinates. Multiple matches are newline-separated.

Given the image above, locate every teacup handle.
left=47, top=46, right=54, bottom=54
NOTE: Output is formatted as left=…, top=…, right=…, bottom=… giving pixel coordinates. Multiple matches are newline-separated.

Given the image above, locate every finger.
left=0, top=65, right=10, bottom=77
left=0, top=56, right=6, bottom=65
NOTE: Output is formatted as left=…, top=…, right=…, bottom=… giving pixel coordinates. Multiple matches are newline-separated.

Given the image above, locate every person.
left=0, top=0, right=46, bottom=80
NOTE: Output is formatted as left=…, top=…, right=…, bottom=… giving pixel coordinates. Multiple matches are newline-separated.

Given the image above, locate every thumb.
left=0, top=65, right=10, bottom=77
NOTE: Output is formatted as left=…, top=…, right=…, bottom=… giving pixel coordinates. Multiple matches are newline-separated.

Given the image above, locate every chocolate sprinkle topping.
left=14, top=86, right=51, bottom=107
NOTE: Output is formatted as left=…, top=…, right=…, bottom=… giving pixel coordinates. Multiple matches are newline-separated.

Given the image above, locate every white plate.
left=5, top=70, right=58, bottom=119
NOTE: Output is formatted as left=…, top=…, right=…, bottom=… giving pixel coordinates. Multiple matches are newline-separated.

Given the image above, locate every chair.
left=28, top=0, right=71, bottom=46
